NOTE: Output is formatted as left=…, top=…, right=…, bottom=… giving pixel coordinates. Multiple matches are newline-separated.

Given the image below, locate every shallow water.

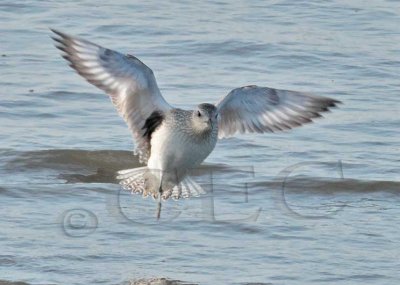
left=1, top=0, right=400, bottom=284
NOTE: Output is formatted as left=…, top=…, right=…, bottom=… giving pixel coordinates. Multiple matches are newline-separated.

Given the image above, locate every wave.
left=1, top=149, right=399, bottom=193
left=0, top=280, right=30, bottom=285
left=3, top=149, right=141, bottom=172
left=0, top=277, right=273, bottom=285
left=1, top=149, right=229, bottom=184
left=253, top=177, right=400, bottom=194
left=0, top=278, right=195, bottom=285
left=125, top=278, right=196, bottom=285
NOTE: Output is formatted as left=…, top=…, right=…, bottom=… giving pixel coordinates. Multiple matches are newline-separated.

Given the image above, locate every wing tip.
left=50, top=28, right=68, bottom=40
left=323, top=96, right=343, bottom=107
left=50, top=29, right=69, bottom=54
left=329, top=99, right=343, bottom=107
left=49, top=28, right=58, bottom=34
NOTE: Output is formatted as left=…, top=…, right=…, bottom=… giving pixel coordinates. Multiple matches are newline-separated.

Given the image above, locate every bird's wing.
left=216, top=85, right=341, bottom=138
left=51, top=29, right=172, bottom=162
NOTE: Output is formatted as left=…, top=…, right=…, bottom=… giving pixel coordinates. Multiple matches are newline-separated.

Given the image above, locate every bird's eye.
left=197, top=111, right=201, bottom=117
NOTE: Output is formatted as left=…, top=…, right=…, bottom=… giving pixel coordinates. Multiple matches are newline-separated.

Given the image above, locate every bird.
left=51, top=29, right=341, bottom=219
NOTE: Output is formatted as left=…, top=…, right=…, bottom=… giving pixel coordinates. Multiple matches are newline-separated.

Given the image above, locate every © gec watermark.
left=60, top=160, right=346, bottom=237
left=60, top=208, right=98, bottom=237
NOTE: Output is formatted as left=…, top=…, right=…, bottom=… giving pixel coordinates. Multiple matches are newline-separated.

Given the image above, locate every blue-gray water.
left=1, top=0, right=399, bottom=284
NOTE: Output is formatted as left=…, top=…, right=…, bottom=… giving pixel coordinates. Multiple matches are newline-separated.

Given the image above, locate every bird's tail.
left=116, top=167, right=206, bottom=200
left=161, top=175, right=206, bottom=200
left=117, top=166, right=150, bottom=195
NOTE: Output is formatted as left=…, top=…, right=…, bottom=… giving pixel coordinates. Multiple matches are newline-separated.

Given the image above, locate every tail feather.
left=117, top=167, right=206, bottom=200
left=117, top=167, right=147, bottom=179
left=162, top=175, right=206, bottom=200
left=185, top=176, right=206, bottom=196
left=117, top=167, right=147, bottom=196
left=181, top=180, right=191, bottom=198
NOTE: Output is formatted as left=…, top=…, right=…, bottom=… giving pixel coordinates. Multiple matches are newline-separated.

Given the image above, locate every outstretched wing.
left=51, top=29, right=172, bottom=162
left=216, top=85, right=341, bottom=138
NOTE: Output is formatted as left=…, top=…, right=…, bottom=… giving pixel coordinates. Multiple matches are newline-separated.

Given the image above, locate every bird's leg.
left=156, top=171, right=163, bottom=220
left=156, top=185, right=162, bottom=220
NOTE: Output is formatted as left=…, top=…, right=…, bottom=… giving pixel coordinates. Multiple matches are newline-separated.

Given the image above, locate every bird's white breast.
left=147, top=120, right=217, bottom=174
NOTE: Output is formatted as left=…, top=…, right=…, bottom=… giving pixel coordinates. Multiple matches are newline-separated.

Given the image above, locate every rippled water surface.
left=1, top=0, right=399, bottom=284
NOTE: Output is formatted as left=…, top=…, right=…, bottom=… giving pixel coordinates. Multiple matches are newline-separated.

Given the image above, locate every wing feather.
left=216, top=85, right=341, bottom=138
left=51, top=29, right=172, bottom=162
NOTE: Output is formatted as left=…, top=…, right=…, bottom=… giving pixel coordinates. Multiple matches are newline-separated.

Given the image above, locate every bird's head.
left=192, top=103, right=218, bottom=133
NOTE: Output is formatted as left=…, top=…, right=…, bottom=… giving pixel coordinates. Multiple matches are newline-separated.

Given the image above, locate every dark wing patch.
left=142, top=111, right=164, bottom=141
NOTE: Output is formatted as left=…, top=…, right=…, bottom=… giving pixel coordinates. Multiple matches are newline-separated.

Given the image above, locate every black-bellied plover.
left=52, top=29, right=341, bottom=219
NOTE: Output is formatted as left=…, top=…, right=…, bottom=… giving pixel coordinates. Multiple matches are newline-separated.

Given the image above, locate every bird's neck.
left=190, top=121, right=218, bottom=142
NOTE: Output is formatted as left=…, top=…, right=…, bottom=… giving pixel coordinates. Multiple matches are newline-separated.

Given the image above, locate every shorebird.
left=52, top=29, right=341, bottom=219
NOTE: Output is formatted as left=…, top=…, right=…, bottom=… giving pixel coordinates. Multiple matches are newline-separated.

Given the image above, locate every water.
left=1, top=0, right=399, bottom=284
